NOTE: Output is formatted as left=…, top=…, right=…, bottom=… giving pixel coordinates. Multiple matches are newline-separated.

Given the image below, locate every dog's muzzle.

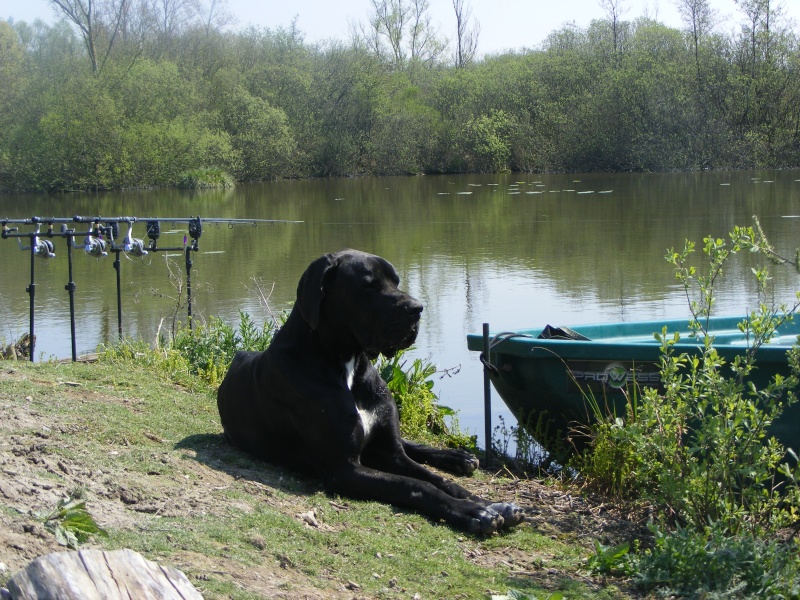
left=379, top=301, right=422, bottom=357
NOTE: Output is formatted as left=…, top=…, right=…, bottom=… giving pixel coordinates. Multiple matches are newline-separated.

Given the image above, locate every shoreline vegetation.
left=1, top=0, right=800, bottom=193
left=3, top=217, right=800, bottom=599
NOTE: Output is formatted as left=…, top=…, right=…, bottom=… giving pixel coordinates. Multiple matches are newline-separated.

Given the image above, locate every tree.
left=734, top=0, right=783, bottom=75
left=307, top=42, right=388, bottom=175
left=730, top=0, right=796, bottom=165
left=48, top=0, right=132, bottom=73
left=598, top=0, right=628, bottom=56
left=210, top=74, right=297, bottom=180
left=452, top=0, right=479, bottom=68
left=675, top=0, right=714, bottom=76
left=359, top=0, right=446, bottom=70
left=197, top=0, right=235, bottom=35
left=0, top=20, right=24, bottom=92
left=145, top=0, right=197, bottom=57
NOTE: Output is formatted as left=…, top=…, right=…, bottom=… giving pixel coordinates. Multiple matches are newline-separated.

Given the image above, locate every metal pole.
left=185, top=245, right=193, bottom=330
left=65, top=232, right=77, bottom=362
left=26, top=236, right=35, bottom=362
left=113, top=248, right=123, bottom=339
left=482, top=322, right=492, bottom=468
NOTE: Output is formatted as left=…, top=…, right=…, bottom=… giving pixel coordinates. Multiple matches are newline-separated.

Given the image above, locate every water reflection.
left=2, top=170, right=800, bottom=443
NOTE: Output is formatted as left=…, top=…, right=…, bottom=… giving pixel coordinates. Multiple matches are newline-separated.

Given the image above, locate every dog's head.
left=297, top=250, right=423, bottom=359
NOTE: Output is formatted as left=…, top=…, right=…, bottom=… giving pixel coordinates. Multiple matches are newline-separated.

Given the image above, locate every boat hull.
left=467, top=316, right=800, bottom=456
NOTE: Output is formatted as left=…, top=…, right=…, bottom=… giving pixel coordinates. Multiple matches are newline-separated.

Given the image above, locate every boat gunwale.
left=466, top=315, right=800, bottom=364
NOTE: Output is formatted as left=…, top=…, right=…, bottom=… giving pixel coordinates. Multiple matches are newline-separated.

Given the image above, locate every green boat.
left=467, top=316, right=800, bottom=456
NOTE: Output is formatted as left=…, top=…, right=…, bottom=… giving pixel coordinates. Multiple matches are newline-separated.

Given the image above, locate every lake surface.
left=2, top=170, right=800, bottom=448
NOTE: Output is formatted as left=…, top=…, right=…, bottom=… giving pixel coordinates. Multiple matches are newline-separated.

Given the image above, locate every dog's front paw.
left=488, top=502, right=525, bottom=529
left=466, top=505, right=504, bottom=535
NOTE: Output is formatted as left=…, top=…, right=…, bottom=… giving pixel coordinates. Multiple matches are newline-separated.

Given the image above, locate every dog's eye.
left=363, top=277, right=381, bottom=290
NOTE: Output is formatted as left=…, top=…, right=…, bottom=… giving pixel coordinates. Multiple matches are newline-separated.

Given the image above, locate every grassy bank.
left=0, top=358, right=634, bottom=599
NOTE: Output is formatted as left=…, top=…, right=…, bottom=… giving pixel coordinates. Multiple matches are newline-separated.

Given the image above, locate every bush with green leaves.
left=636, top=523, right=800, bottom=598
left=573, top=219, right=800, bottom=597
left=169, top=311, right=277, bottom=386
left=575, top=222, right=800, bottom=535
left=378, top=351, right=476, bottom=450
left=586, top=540, right=637, bottom=578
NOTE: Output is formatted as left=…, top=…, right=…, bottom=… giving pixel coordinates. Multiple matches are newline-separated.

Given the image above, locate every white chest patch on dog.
left=345, top=357, right=356, bottom=390
left=358, top=407, right=377, bottom=437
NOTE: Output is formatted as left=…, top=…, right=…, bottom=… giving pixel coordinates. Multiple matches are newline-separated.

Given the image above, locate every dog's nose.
left=406, top=301, right=423, bottom=317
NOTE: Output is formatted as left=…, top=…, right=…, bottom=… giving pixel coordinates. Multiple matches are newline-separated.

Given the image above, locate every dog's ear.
left=296, top=253, right=338, bottom=329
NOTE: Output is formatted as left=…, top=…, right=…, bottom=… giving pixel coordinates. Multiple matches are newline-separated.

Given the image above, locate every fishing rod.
left=1, top=216, right=77, bottom=226
left=70, top=215, right=303, bottom=228
left=1, top=221, right=100, bottom=361
left=75, top=216, right=301, bottom=332
left=1, top=215, right=303, bottom=361
left=3, top=215, right=302, bottom=228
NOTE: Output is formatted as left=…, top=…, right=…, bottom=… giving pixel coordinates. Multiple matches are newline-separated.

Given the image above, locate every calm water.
left=2, top=170, right=800, bottom=446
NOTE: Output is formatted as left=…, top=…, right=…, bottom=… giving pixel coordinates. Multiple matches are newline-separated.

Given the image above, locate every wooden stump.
left=3, top=548, right=203, bottom=600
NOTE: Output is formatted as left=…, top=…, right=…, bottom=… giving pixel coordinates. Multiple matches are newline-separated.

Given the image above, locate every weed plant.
left=635, top=522, right=800, bottom=598
left=378, top=351, right=476, bottom=450
left=172, top=311, right=278, bottom=386
left=36, top=488, right=108, bottom=550
left=491, top=415, right=560, bottom=475
left=576, top=219, right=800, bottom=596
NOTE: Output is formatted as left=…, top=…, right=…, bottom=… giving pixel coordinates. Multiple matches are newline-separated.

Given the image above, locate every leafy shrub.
left=37, top=489, right=107, bottom=550
left=586, top=540, right=637, bottom=578
left=636, top=523, right=800, bottom=598
left=573, top=220, right=800, bottom=596
left=378, top=350, right=475, bottom=450
left=177, top=167, right=236, bottom=189
left=169, top=311, right=278, bottom=386
left=575, top=223, right=800, bottom=535
left=462, top=109, right=514, bottom=173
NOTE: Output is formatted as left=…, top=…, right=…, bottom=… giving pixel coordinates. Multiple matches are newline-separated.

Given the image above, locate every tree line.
left=0, top=0, right=798, bottom=192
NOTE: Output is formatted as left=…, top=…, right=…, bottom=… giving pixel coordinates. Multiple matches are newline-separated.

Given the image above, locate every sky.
left=2, top=0, right=799, bottom=56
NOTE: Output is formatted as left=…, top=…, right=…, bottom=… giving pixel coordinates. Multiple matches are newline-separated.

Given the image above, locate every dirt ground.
left=0, top=364, right=648, bottom=599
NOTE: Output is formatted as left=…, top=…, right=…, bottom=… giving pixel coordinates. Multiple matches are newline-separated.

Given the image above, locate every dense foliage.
left=577, top=220, right=800, bottom=597
left=1, top=0, right=799, bottom=191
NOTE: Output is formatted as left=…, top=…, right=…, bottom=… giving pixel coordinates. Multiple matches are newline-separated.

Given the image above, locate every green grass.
left=0, top=359, right=622, bottom=599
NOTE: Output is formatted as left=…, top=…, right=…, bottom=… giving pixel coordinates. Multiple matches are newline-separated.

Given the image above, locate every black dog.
left=217, top=250, right=523, bottom=533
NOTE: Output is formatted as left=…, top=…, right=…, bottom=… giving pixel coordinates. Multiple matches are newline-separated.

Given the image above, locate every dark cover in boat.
left=537, top=325, right=591, bottom=341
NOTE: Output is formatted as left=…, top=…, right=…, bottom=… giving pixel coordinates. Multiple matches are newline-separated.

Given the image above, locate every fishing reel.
left=185, top=217, right=202, bottom=252
left=26, top=223, right=56, bottom=259
left=1, top=221, right=15, bottom=240
left=33, top=236, right=56, bottom=259
left=84, top=235, right=107, bottom=257
left=188, top=217, right=202, bottom=241
left=122, top=221, right=148, bottom=257
left=83, top=222, right=108, bottom=257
